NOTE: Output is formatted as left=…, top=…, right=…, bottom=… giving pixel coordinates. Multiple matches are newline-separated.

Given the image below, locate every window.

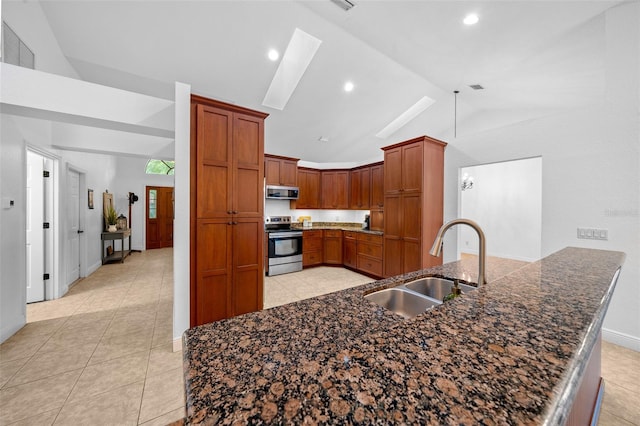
left=148, top=189, right=157, bottom=219
left=2, top=22, right=35, bottom=69
left=145, top=159, right=175, bottom=175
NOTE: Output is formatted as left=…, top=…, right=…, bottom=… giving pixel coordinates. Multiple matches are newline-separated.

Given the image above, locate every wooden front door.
left=146, top=186, right=174, bottom=249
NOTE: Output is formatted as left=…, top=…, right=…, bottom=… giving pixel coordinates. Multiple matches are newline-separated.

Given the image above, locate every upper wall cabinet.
left=295, top=168, right=321, bottom=209
left=321, top=170, right=349, bottom=209
left=265, top=154, right=298, bottom=186
left=349, top=166, right=370, bottom=210
left=370, top=163, right=384, bottom=209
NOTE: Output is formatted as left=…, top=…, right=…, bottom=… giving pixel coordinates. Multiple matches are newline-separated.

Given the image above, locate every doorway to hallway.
left=146, top=186, right=174, bottom=249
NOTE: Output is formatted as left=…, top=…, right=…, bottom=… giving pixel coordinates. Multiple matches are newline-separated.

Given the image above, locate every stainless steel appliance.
left=265, top=216, right=303, bottom=276
left=265, top=185, right=299, bottom=200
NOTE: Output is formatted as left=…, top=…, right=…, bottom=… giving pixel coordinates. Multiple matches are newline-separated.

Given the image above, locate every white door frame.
left=26, top=144, right=60, bottom=300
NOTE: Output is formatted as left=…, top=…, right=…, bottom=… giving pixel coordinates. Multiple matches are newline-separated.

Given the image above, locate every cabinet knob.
left=228, top=221, right=233, bottom=225
left=233, top=221, right=238, bottom=225
left=227, top=210, right=232, bottom=215
left=232, top=211, right=238, bottom=214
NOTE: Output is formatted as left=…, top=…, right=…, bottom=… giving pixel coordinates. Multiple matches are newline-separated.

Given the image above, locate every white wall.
left=0, top=115, right=28, bottom=342
left=439, top=3, right=639, bottom=350
left=265, top=198, right=369, bottom=224
left=459, top=157, right=542, bottom=262
left=113, top=157, right=174, bottom=251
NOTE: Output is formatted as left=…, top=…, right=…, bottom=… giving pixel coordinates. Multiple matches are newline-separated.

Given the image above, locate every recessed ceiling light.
left=344, top=81, right=354, bottom=92
left=268, top=49, right=279, bottom=61
left=375, top=96, right=436, bottom=139
left=463, top=14, right=479, bottom=25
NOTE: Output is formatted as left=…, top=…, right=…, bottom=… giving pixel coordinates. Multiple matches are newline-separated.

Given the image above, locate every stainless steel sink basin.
left=365, top=288, right=440, bottom=319
left=404, top=277, right=476, bottom=301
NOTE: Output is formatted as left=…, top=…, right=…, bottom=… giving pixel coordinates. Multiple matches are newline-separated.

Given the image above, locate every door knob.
left=77, top=230, right=84, bottom=234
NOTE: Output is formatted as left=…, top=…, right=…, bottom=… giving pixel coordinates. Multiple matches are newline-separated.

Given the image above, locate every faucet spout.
left=429, top=218, right=487, bottom=286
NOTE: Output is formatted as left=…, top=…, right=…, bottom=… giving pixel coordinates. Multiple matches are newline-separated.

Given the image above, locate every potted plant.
left=105, top=205, right=118, bottom=232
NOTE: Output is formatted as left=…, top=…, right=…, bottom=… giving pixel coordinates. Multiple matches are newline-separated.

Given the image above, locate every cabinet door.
left=383, top=194, right=403, bottom=278
left=232, top=218, right=263, bottom=316
left=343, top=236, right=357, bottom=268
left=264, top=157, right=281, bottom=186
left=280, top=160, right=298, bottom=186
left=321, top=172, right=335, bottom=209
left=349, top=169, right=362, bottom=209
left=360, top=167, right=371, bottom=210
left=297, top=169, right=321, bottom=209
left=384, top=146, right=402, bottom=194
left=196, top=218, right=232, bottom=324
left=323, top=233, right=343, bottom=265
left=321, top=171, right=349, bottom=209
left=233, top=113, right=264, bottom=217
left=402, top=142, right=423, bottom=193
left=196, top=105, right=232, bottom=218
left=370, top=164, right=384, bottom=208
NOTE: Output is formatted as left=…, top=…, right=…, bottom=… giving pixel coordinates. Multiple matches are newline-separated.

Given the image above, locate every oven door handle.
left=268, top=232, right=303, bottom=238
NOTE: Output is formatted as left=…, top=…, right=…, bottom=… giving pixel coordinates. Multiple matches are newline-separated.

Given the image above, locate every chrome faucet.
left=429, top=218, right=487, bottom=286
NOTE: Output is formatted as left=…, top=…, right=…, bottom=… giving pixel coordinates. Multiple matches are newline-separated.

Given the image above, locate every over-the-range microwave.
left=265, top=185, right=299, bottom=200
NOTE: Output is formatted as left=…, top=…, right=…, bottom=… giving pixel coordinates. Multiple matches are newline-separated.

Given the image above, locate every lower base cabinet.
left=323, top=230, right=343, bottom=265
left=343, top=231, right=357, bottom=268
left=303, top=229, right=383, bottom=278
left=356, top=233, right=383, bottom=277
left=303, top=230, right=323, bottom=267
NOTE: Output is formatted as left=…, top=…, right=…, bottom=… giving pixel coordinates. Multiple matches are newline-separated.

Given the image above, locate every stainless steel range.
left=265, top=216, right=303, bottom=276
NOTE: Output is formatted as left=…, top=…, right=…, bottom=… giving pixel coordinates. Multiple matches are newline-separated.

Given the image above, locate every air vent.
left=469, top=84, right=485, bottom=90
left=330, top=0, right=357, bottom=11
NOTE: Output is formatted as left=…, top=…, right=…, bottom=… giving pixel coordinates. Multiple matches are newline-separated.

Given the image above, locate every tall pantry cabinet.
left=190, top=95, right=267, bottom=327
left=382, top=136, right=447, bottom=277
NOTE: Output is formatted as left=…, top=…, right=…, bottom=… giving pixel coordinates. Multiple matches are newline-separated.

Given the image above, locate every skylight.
left=262, top=28, right=322, bottom=110
left=375, top=96, right=436, bottom=139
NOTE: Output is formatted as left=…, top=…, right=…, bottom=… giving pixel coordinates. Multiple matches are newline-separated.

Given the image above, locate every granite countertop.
left=183, top=248, right=625, bottom=425
left=291, top=222, right=383, bottom=236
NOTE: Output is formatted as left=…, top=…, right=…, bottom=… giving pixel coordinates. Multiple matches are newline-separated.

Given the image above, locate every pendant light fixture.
left=454, top=90, right=459, bottom=138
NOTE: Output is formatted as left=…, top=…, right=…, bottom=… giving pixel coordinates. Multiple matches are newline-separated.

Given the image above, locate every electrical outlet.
left=577, top=228, right=608, bottom=241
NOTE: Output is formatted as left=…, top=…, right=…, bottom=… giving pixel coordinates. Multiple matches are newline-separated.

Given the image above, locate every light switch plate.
left=577, top=227, right=608, bottom=241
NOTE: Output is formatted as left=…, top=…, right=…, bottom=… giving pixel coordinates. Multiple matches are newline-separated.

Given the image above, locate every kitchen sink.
left=365, top=277, right=477, bottom=319
left=404, top=277, right=477, bottom=301
left=364, top=288, right=440, bottom=319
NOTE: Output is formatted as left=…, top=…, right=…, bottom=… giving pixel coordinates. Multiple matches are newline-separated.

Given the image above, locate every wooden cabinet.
left=190, top=95, right=267, bottom=327
left=321, top=170, right=349, bottom=209
left=296, top=168, right=321, bottom=209
left=265, top=154, right=298, bottom=186
left=349, top=167, right=370, bottom=209
left=357, top=233, right=383, bottom=277
left=370, top=163, right=384, bottom=209
left=323, top=230, right=343, bottom=265
left=303, top=230, right=323, bottom=267
left=343, top=231, right=357, bottom=269
left=383, top=136, right=446, bottom=277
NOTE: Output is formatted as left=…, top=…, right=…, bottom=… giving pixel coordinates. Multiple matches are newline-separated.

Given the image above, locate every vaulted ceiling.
left=37, top=0, right=619, bottom=164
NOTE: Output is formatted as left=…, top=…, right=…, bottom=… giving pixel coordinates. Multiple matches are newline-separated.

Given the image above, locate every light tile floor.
left=0, top=248, right=184, bottom=426
left=1, top=253, right=638, bottom=425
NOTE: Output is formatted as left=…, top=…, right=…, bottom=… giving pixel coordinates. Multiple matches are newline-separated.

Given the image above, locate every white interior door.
left=26, top=151, right=45, bottom=303
left=67, top=169, right=80, bottom=285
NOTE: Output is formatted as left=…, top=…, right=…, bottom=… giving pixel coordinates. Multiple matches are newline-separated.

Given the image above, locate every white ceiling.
left=36, top=0, right=619, bottom=164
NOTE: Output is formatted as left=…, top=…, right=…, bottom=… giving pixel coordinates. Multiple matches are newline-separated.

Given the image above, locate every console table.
left=101, top=229, right=132, bottom=264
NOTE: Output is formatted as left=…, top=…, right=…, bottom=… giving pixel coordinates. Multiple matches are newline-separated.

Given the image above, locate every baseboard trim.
left=87, top=260, right=101, bottom=276
left=602, top=327, right=640, bottom=351
left=173, top=337, right=182, bottom=353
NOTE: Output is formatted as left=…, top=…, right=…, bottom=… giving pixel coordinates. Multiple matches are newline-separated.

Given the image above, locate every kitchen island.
left=183, top=247, right=624, bottom=424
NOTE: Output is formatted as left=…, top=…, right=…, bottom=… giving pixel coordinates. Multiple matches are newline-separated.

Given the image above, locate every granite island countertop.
left=183, top=247, right=625, bottom=425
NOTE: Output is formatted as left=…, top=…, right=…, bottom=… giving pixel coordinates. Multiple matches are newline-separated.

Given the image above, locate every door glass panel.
left=149, top=189, right=157, bottom=219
